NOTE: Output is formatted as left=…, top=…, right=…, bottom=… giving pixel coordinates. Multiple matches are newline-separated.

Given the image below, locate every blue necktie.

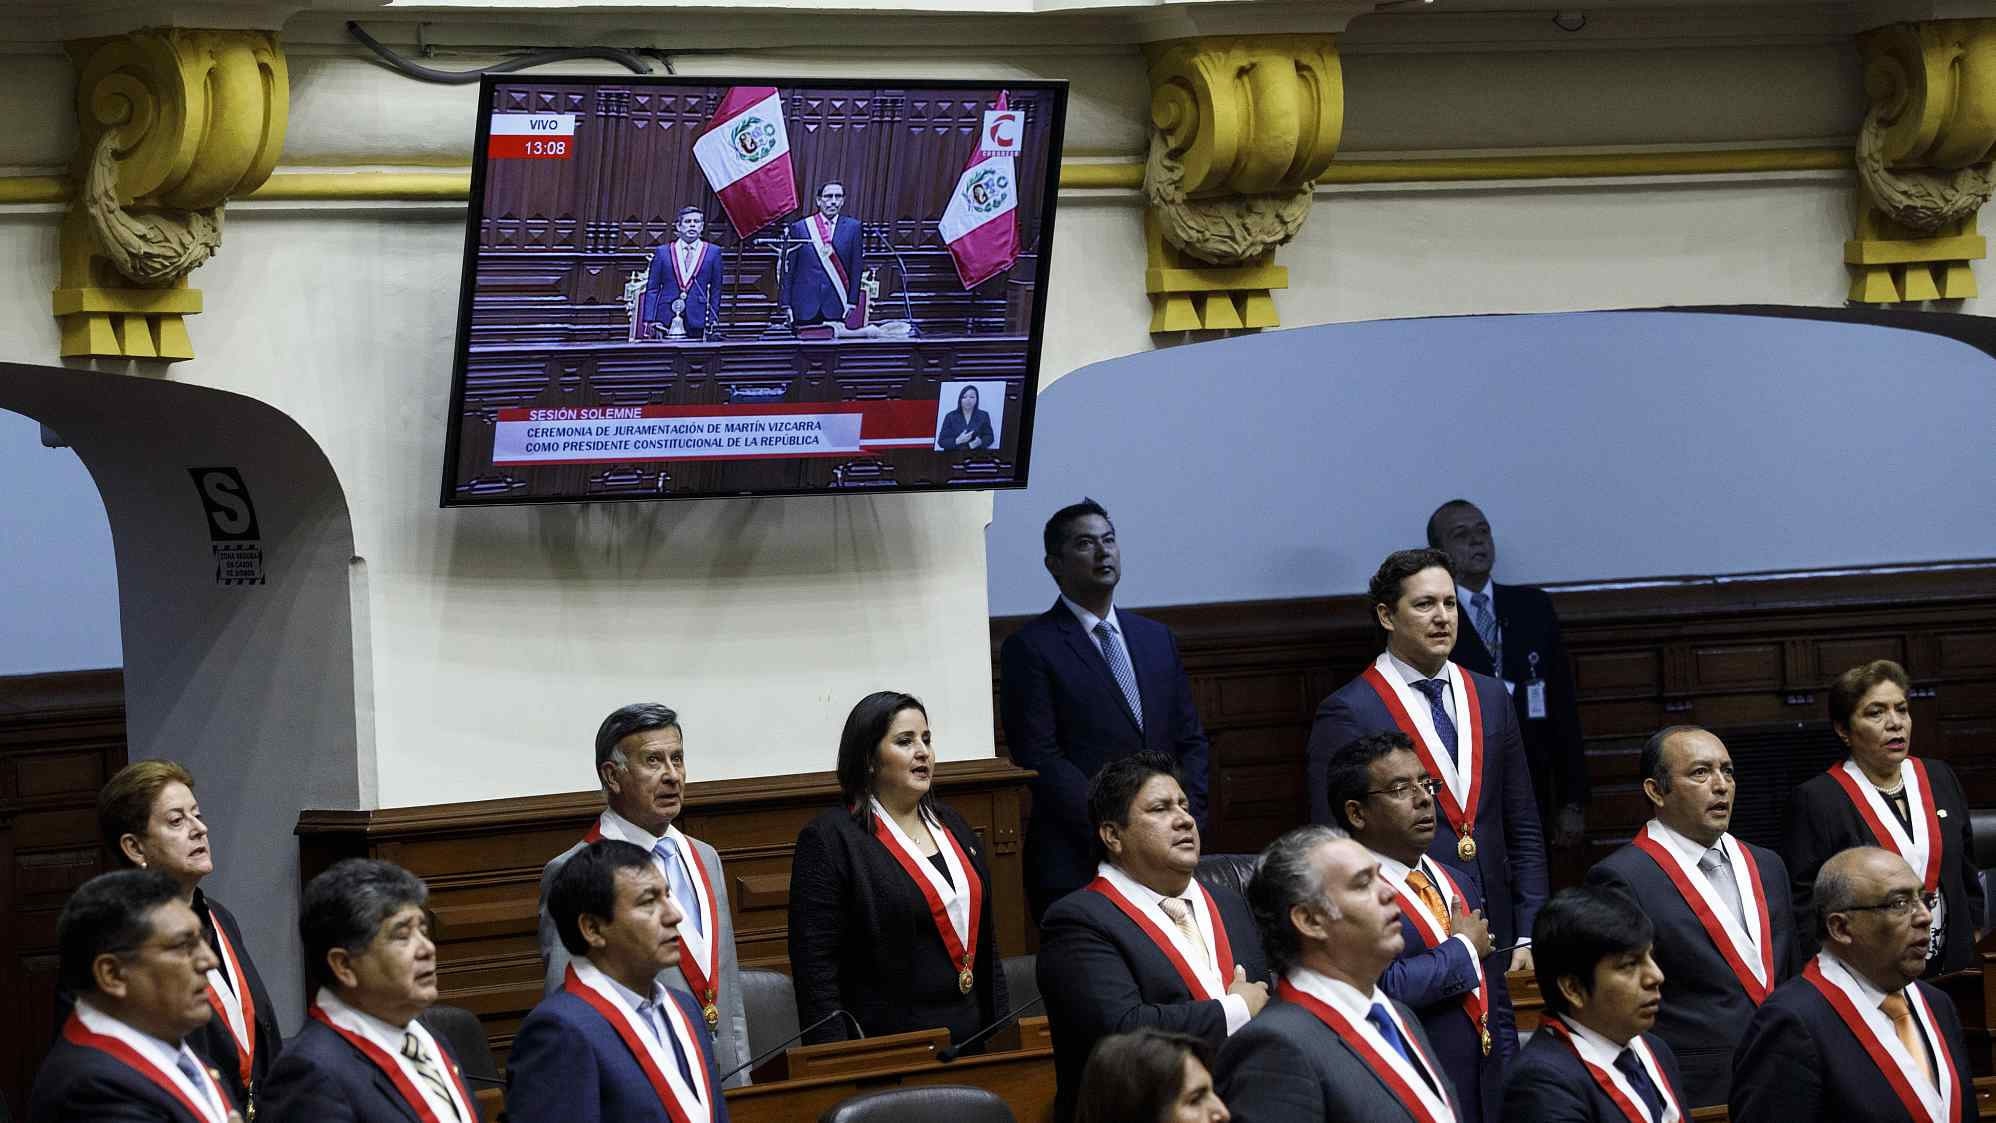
left=1094, top=621, right=1144, bottom=730
left=1411, top=678, right=1458, bottom=751
left=1471, top=592, right=1501, bottom=670
left=1615, top=1048, right=1665, bottom=1120
left=174, top=1050, right=217, bottom=1115
left=655, top=837, right=704, bottom=938
left=640, top=998, right=697, bottom=1086
left=1366, top=1003, right=1438, bottom=1094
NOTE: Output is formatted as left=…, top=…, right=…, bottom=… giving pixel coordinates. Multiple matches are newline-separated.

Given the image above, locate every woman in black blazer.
left=1784, top=659, right=1984, bottom=975
left=789, top=691, right=1009, bottom=1047
left=98, top=759, right=284, bottom=1113
left=936, top=385, right=996, bottom=452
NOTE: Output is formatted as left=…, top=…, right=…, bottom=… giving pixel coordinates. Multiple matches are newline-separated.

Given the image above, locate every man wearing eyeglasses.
left=1585, top=726, right=1797, bottom=1108
left=1326, top=730, right=1514, bottom=1123
left=1731, top=846, right=1975, bottom=1123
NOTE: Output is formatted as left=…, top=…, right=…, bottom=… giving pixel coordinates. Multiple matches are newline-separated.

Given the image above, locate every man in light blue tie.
left=537, top=703, right=752, bottom=1085
left=1000, top=498, right=1214, bottom=920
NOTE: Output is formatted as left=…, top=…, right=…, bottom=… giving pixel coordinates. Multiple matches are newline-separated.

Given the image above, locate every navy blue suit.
left=1587, top=836, right=1798, bottom=1106
left=1502, top=1029, right=1685, bottom=1123
left=780, top=215, right=863, bottom=324
left=1731, top=971, right=1975, bottom=1123
left=258, top=1016, right=475, bottom=1122
left=1306, top=662, right=1547, bottom=947
left=1037, top=881, right=1268, bottom=1123
left=999, top=601, right=1212, bottom=917
left=1378, top=870, right=1517, bottom=1123
left=29, top=1026, right=236, bottom=1122
left=508, top=984, right=729, bottom=1123
left=644, top=240, right=725, bottom=337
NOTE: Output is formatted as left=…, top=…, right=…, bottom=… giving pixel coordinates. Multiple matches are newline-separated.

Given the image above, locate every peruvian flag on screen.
left=693, top=86, right=798, bottom=237
left=940, top=91, right=1022, bottom=289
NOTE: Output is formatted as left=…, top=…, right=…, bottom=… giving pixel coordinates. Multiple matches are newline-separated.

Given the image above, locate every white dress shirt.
left=1558, top=1012, right=1632, bottom=1066
left=1097, top=862, right=1249, bottom=1033
left=316, top=988, right=470, bottom=1123
left=1062, top=596, right=1124, bottom=661
left=596, top=808, right=704, bottom=904
left=1387, top=650, right=1458, bottom=725
left=74, top=998, right=228, bottom=1122
left=599, top=968, right=675, bottom=1047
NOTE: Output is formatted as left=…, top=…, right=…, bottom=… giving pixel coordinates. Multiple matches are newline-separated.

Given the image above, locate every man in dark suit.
left=1586, top=726, right=1797, bottom=1106
left=1502, top=886, right=1687, bottom=1123
left=1732, top=846, right=1977, bottom=1123
left=512, top=840, right=730, bottom=1123
left=31, top=869, right=242, bottom=1123
left=1039, top=752, right=1269, bottom=1123
left=257, top=860, right=478, bottom=1123
left=1000, top=498, right=1212, bottom=920
left=780, top=181, right=864, bottom=327
left=1216, top=825, right=1462, bottom=1122
left=539, top=703, right=750, bottom=1085
left=645, top=207, right=726, bottom=339
left=1306, top=547, right=1547, bottom=971
left=1427, top=499, right=1588, bottom=847
left=1329, top=731, right=1515, bottom=1123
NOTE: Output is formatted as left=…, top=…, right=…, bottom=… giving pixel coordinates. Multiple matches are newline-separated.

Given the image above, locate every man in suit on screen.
left=1000, top=498, right=1212, bottom=920
left=780, top=181, right=864, bottom=327
left=1585, top=726, right=1798, bottom=1107
left=538, top=703, right=751, bottom=1086
left=1305, top=547, right=1547, bottom=972
left=645, top=207, right=725, bottom=340
left=1731, top=846, right=1976, bottom=1123
left=1427, top=499, right=1588, bottom=847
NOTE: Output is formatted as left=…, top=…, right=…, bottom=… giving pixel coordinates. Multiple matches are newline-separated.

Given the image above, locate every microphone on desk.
left=1484, top=938, right=1533, bottom=961
left=719, top=1009, right=866, bottom=1083
left=936, top=994, right=1047, bottom=1063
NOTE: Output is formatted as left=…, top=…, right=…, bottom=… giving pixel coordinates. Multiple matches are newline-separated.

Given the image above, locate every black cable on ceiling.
left=345, top=20, right=654, bottom=84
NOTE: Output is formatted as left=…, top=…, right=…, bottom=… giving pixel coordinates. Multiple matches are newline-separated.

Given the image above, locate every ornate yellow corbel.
left=54, top=29, right=287, bottom=360
left=1143, top=35, right=1343, bottom=333
left=1847, top=19, right=1996, bottom=304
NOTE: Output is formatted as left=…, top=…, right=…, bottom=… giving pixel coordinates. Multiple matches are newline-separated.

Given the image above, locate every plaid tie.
left=1471, top=592, right=1501, bottom=671
left=1094, top=621, right=1144, bottom=730
left=1411, top=678, right=1458, bottom=751
left=401, top=1031, right=461, bottom=1121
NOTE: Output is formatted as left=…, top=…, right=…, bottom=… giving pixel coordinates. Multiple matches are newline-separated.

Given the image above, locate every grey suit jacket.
left=1216, top=996, right=1464, bottom=1123
left=538, top=825, right=753, bottom=1087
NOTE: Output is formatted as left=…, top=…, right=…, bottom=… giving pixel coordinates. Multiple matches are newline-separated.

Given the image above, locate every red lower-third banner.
left=490, top=401, right=940, bottom=466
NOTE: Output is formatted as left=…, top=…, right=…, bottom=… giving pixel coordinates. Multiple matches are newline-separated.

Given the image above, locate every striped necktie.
left=401, top=1031, right=461, bottom=1120
left=1094, top=620, right=1144, bottom=729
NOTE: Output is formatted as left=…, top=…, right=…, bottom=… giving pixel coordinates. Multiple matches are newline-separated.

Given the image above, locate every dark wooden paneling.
left=295, top=758, right=1033, bottom=1064
left=991, top=560, right=1996, bottom=863
left=0, top=670, right=127, bottom=1117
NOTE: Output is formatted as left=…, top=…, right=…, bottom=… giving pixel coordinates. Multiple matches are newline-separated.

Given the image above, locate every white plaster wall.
left=0, top=10, right=1986, bottom=811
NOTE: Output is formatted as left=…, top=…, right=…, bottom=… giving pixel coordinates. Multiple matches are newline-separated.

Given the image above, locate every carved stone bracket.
left=54, top=29, right=287, bottom=360
left=1847, top=18, right=1996, bottom=303
left=1143, top=35, right=1342, bottom=333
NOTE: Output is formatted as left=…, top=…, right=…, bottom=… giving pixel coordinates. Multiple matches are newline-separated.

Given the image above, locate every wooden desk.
left=1686, top=1076, right=1996, bottom=1121
left=725, top=1041, right=1055, bottom=1123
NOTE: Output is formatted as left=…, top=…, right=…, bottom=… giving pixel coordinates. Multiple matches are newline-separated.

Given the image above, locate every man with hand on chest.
left=510, top=839, right=730, bottom=1123
left=1328, top=731, right=1516, bottom=1123
left=539, top=703, right=750, bottom=1084
left=1586, top=726, right=1796, bottom=1107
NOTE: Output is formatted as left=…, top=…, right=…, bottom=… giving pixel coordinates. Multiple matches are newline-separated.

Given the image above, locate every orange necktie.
left=1881, top=992, right=1934, bottom=1087
left=1406, top=868, right=1451, bottom=935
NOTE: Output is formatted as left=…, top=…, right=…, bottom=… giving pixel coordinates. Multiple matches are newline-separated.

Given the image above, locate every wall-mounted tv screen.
left=440, top=75, right=1068, bottom=507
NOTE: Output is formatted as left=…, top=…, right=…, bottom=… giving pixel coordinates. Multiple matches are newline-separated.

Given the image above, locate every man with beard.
left=1586, top=726, right=1797, bottom=1106
left=1731, top=847, right=1976, bottom=1122
left=1306, top=547, right=1546, bottom=970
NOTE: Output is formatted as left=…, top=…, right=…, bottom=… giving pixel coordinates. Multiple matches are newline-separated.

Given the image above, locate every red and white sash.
left=564, top=961, right=715, bottom=1123
left=804, top=213, right=851, bottom=309
left=307, top=1001, right=475, bottom=1123
left=64, top=1009, right=233, bottom=1123
left=1829, top=759, right=1943, bottom=892
left=1360, top=655, right=1486, bottom=846
left=1804, top=955, right=1961, bottom=1123
left=870, top=799, right=983, bottom=984
left=1084, top=873, right=1236, bottom=1002
left=580, top=816, right=726, bottom=1027
left=203, top=918, right=258, bottom=1087
left=1380, top=858, right=1491, bottom=1040
left=1537, top=1016, right=1683, bottom=1123
left=1632, top=823, right=1773, bottom=1002
left=1276, top=977, right=1454, bottom=1123
left=669, top=240, right=710, bottom=293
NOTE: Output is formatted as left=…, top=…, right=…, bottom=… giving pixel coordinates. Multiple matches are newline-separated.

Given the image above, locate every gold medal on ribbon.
left=1457, top=833, right=1477, bottom=861
left=1479, top=1017, right=1492, bottom=1056
left=958, top=966, right=975, bottom=994
left=703, top=1003, right=719, bottom=1030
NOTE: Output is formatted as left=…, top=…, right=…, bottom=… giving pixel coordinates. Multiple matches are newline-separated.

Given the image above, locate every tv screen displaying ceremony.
left=440, top=76, right=1068, bottom=506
